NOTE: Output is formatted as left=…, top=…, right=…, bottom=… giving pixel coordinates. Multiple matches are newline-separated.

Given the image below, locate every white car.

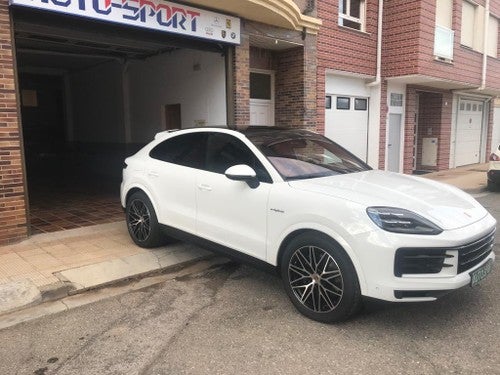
left=120, top=127, right=496, bottom=322
left=487, top=144, right=500, bottom=191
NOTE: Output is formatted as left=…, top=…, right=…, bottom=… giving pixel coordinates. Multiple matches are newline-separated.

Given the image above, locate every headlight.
left=366, top=207, right=442, bottom=235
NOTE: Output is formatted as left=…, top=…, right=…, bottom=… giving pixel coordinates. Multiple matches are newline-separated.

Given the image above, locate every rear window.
left=149, top=133, right=206, bottom=169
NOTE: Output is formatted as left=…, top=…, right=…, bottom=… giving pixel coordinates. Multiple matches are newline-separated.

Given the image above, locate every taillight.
left=490, top=153, right=500, bottom=161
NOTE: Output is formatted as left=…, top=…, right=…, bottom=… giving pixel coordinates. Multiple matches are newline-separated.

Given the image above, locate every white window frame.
left=461, top=0, right=476, bottom=48
left=249, top=69, right=275, bottom=126
left=339, top=0, right=366, bottom=32
left=487, top=14, right=499, bottom=58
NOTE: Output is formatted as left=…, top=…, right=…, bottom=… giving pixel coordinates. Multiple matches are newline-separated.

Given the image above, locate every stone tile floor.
left=28, top=189, right=124, bottom=235
left=0, top=222, right=142, bottom=288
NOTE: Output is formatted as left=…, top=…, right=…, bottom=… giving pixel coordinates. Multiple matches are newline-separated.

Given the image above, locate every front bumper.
left=354, top=214, right=497, bottom=302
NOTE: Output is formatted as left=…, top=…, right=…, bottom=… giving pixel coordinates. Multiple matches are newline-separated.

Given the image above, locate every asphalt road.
left=0, top=192, right=499, bottom=375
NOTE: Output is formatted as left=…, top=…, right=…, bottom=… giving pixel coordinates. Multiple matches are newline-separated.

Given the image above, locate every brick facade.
left=232, top=35, right=250, bottom=127
left=318, top=0, right=500, bottom=174
left=404, top=87, right=418, bottom=174
left=0, top=1, right=28, bottom=245
left=237, top=25, right=316, bottom=130
left=378, top=80, right=388, bottom=170
left=275, top=35, right=317, bottom=130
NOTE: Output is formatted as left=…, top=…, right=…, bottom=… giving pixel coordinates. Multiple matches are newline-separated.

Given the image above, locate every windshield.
left=246, top=130, right=371, bottom=181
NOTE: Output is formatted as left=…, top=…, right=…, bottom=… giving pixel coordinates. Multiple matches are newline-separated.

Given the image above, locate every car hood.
left=288, top=170, right=488, bottom=230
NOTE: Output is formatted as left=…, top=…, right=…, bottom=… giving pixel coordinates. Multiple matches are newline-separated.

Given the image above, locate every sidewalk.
left=0, top=163, right=490, bottom=316
left=0, top=222, right=210, bottom=314
left=421, top=163, right=489, bottom=194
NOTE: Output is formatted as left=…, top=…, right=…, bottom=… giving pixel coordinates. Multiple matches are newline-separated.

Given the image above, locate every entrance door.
left=387, top=114, right=402, bottom=172
left=165, top=104, right=181, bottom=130
left=455, top=99, right=484, bottom=166
left=250, top=70, right=274, bottom=126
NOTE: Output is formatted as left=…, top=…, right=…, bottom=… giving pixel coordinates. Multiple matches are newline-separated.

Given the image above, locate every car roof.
left=154, top=126, right=320, bottom=144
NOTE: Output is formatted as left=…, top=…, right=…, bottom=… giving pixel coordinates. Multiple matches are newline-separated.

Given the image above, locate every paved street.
left=0, top=192, right=498, bottom=375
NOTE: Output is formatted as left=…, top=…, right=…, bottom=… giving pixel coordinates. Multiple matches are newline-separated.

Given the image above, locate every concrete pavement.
left=0, top=222, right=211, bottom=315
left=421, top=163, right=489, bottom=193
left=0, top=162, right=491, bottom=317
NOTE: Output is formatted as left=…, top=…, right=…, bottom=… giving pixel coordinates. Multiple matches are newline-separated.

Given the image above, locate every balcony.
left=434, top=25, right=454, bottom=61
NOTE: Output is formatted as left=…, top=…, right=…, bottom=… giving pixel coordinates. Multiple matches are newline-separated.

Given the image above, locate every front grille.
left=394, top=229, right=495, bottom=277
left=457, top=230, right=495, bottom=273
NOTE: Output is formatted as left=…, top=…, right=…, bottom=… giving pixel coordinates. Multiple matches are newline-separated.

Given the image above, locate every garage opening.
left=13, top=8, right=227, bottom=234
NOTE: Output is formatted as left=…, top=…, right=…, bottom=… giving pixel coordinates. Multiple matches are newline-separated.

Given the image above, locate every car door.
left=147, top=132, right=206, bottom=235
left=196, top=132, right=273, bottom=261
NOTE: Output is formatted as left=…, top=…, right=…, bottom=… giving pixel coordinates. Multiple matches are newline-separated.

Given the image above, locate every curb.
left=0, top=257, right=231, bottom=331
left=0, top=248, right=213, bottom=318
left=463, top=186, right=488, bottom=195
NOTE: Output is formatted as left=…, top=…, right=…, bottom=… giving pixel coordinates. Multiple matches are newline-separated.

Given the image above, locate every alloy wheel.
left=127, top=199, right=152, bottom=242
left=288, top=246, right=344, bottom=313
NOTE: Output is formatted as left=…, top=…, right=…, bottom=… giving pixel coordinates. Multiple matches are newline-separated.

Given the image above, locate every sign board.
left=9, top=0, right=241, bottom=45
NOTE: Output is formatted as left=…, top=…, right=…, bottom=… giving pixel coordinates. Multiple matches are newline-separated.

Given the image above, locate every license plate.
left=470, top=259, right=493, bottom=287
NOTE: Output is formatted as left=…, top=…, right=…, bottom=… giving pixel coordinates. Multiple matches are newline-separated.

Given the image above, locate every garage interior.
left=13, top=8, right=227, bottom=234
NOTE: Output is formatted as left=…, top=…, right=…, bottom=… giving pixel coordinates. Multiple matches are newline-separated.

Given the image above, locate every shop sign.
left=9, top=0, right=241, bottom=45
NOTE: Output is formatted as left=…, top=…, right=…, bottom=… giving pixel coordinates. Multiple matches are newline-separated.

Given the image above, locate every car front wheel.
left=281, top=233, right=361, bottom=323
left=126, top=191, right=163, bottom=248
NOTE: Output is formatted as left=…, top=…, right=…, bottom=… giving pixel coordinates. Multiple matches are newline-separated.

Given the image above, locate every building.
left=2, top=0, right=500, bottom=245
left=318, top=0, right=500, bottom=173
left=0, top=0, right=321, bottom=244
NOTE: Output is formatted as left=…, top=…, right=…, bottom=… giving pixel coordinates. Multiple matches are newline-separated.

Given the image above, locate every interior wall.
left=128, top=49, right=226, bottom=143
left=70, top=61, right=125, bottom=143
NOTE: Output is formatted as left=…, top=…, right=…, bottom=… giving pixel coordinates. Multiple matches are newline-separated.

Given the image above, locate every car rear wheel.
left=281, top=233, right=361, bottom=323
left=126, top=191, right=163, bottom=248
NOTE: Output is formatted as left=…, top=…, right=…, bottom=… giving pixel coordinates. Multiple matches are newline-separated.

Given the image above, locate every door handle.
left=197, top=184, right=212, bottom=191
left=148, top=171, right=159, bottom=178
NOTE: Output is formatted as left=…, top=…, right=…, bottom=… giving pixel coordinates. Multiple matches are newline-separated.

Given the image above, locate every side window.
left=149, top=133, right=206, bottom=169
left=205, top=133, right=272, bottom=183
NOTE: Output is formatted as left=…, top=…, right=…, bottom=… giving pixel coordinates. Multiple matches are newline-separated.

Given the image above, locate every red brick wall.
left=275, top=35, right=317, bottom=130
left=382, top=1, right=421, bottom=77
left=383, top=0, right=496, bottom=88
left=416, top=92, right=442, bottom=171
left=317, top=0, right=378, bottom=76
left=233, top=35, right=250, bottom=126
left=405, top=88, right=452, bottom=172
left=249, top=47, right=276, bottom=71
left=276, top=47, right=303, bottom=128
left=0, top=1, right=28, bottom=245
left=404, top=87, right=418, bottom=174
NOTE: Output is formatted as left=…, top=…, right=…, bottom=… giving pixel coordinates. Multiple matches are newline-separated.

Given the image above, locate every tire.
left=125, top=191, right=163, bottom=248
left=487, top=180, right=498, bottom=192
left=280, top=232, right=362, bottom=323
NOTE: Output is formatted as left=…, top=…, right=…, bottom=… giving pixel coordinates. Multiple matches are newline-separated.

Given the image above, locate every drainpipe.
left=480, top=0, right=490, bottom=91
left=367, top=0, right=384, bottom=87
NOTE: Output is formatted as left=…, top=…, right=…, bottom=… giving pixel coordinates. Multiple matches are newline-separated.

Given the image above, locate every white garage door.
left=325, top=95, right=369, bottom=161
left=455, top=99, right=484, bottom=166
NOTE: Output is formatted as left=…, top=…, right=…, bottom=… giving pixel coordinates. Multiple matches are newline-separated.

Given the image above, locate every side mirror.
left=225, top=164, right=260, bottom=189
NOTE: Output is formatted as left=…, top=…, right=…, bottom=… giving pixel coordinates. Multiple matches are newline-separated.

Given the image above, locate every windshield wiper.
left=286, top=171, right=338, bottom=181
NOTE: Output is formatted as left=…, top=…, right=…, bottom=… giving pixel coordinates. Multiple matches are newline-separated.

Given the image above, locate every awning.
left=182, top=0, right=322, bottom=34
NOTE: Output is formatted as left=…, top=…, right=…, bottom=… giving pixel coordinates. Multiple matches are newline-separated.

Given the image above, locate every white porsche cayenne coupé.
left=120, top=127, right=496, bottom=322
